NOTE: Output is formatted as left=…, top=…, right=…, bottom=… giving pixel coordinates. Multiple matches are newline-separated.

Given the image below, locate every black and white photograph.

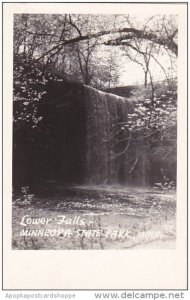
left=11, top=11, right=179, bottom=251
left=2, top=1, right=188, bottom=291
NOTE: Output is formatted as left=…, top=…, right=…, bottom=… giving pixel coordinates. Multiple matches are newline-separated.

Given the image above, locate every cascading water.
left=84, top=85, right=132, bottom=184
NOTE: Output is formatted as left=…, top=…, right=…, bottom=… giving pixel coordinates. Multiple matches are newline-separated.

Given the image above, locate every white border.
left=2, top=2, right=188, bottom=290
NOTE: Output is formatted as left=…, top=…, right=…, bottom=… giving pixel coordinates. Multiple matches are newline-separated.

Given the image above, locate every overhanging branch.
left=35, top=26, right=178, bottom=62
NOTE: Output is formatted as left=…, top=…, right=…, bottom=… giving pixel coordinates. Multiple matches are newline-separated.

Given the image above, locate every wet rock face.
left=13, top=81, right=87, bottom=186
left=13, top=81, right=151, bottom=186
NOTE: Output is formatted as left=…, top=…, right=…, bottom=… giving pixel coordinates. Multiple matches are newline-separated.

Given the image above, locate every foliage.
left=154, top=180, right=176, bottom=191
left=13, top=14, right=177, bottom=89
left=13, top=55, right=46, bottom=128
left=126, top=79, right=177, bottom=132
left=13, top=186, right=34, bottom=206
left=111, top=79, right=177, bottom=185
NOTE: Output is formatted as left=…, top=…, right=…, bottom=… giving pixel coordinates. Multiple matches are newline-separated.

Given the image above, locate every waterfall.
left=84, top=85, right=132, bottom=184
left=13, top=80, right=151, bottom=186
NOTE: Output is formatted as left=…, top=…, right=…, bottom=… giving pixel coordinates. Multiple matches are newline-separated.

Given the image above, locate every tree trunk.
left=144, top=71, right=148, bottom=88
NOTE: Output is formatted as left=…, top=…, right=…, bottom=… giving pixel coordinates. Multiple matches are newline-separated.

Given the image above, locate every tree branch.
left=35, top=26, right=178, bottom=62
left=104, top=29, right=178, bottom=56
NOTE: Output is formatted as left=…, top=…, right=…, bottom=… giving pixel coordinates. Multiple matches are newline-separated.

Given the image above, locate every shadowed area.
left=13, top=81, right=167, bottom=187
